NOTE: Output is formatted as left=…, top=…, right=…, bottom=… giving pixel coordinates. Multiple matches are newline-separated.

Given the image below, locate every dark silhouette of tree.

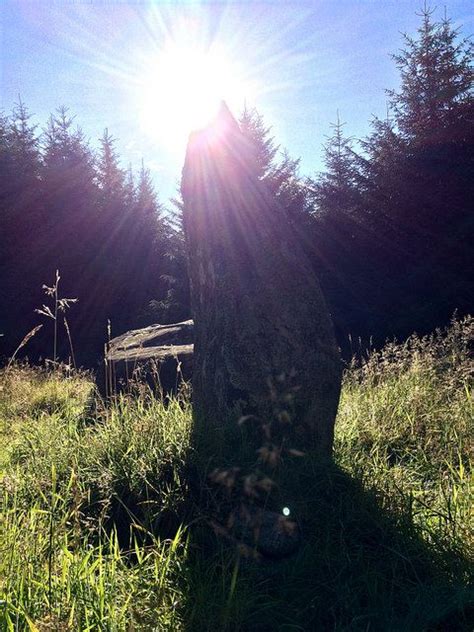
left=147, top=205, right=191, bottom=325
left=125, top=161, right=170, bottom=326
left=0, top=101, right=45, bottom=349
left=239, top=106, right=312, bottom=224
left=388, top=7, right=473, bottom=143
left=41, top=107, right=97, bottom=258
left=97, top=129, right=125, bottom=200
left=238, top=106, right=315, bottom=262
left=1, top=100, right=42, bottom=262
left=308, top=115, right=379, bottom=345
left=239, top=106, right=279, bottom=182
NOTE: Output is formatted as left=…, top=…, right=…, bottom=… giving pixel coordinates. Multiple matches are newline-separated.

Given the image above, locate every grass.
left=0, top=317, right=472, bottom=630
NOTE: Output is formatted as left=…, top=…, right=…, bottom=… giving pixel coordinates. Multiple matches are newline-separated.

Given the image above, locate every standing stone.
left=181, top=103, right=341, bottom=456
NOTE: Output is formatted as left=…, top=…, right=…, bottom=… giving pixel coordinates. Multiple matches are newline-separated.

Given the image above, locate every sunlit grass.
left=336, top=317, right=474, bottom=557
left=0, top=365, right=93, bottom=470
left=1, top=317, right=472, bottom=630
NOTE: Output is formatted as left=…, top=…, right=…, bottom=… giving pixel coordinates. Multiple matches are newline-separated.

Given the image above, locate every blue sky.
left=2, top=0, right=473, bottom=203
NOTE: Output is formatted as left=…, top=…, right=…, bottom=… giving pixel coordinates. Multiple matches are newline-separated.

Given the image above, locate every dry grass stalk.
left=5, top=324, right=43, bottom=373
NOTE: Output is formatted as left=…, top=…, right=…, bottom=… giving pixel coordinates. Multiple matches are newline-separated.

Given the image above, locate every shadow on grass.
left=182, top=460, right=473, bottom=632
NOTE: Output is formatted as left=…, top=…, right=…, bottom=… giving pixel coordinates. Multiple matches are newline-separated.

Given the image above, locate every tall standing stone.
left=181, top=103, right=341, bottom=456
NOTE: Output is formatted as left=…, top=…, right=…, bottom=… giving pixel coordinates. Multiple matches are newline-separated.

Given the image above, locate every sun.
left=139, top=44, right=251, bottom=149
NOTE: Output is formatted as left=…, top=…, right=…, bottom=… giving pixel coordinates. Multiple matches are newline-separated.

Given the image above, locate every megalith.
left=181, top=102, right=341, bottom=456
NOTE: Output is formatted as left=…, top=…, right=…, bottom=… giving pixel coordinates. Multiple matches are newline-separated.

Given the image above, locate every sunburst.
left=139, top=43, right=252, bottom=148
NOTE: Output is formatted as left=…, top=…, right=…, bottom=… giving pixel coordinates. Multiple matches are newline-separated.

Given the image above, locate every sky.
left=2, top=0, right=473, bottom=204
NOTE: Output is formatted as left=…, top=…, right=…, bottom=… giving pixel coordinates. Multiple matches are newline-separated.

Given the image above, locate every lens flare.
left=139, top=43, right=251, bottom=149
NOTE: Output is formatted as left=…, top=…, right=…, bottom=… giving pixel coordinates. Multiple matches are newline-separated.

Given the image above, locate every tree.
left=388, top=6, right=473, bottom=143
left=0, top=101, right=44, bottom=354
left=239, top=106, right=312, bottom=222
left=307, top=114, right=384, bottom=345
left=125, top=161, right=170, bottom=324
left=0, top=100, right=42, bottom=259
left=384, top=6, right=474, bottom=333
left=310, top=113, right=364, bottom=219
left=41, top=108, right=97, bottom=263
left=38, top=108, right=100, bottom=361
left=97, top=129, right=125, bottom=201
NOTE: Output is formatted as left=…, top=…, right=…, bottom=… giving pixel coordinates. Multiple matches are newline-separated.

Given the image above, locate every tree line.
left=1, top=6, right=472, bottom=366
left=0, top=105, right=187, bottom=365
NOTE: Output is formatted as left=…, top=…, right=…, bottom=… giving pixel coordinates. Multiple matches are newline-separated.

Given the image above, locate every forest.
left=1, top=8, right=472, bottom=367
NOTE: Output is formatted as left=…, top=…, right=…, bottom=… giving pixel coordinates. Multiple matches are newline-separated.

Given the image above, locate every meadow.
left=1, top=316, right=472, bottom=631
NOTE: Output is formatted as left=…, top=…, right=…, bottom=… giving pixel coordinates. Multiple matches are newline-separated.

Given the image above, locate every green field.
left=1, top=317, right=473, bottom=631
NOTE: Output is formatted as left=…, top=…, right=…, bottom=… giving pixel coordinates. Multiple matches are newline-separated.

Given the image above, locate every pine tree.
left=97, top=128, right=125, bottom=200
left=2, top=99, right=41, bottom=227
left=8, top=99, right=40, bottom=176
left=306, top=114, right=382, bottom=345
left=127, top=161, right=169, bottom=323
left=239, top=106, right=314, bottom=248
left=42, top=108, right=96, bottom=212
left=38, top=108, right=101, bottom=360
left=1, top=105, right=33, bottom=239
left=388, top=5, right=473, bottom=143
left=239, top=106, right=308, bottom=210
left=136, top=161, right=160, bottom=223
left=146, top=183, right=192, bottom=325
left=311, top=113, right=364, bottom=219
left=0, top=102, right=43, bottom=333
left=239, top=106, right=278, bottom=182
left=41, top=107, right=97, bottom=256
left=385, top=6, right=473, bottom=330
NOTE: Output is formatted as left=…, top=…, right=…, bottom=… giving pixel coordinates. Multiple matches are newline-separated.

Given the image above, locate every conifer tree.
left=41, top=108, right=97, bottom=264
left=97, top=129, right=125, bottom=200
left=311, top=113, right=364, bottom=219
left=239, top=107, right=277, bottom=176
left=0, top=102, right=44, bottom=352
left=39, top=108, right=100, bottom=359
left=384, top=6, right=473, bottom=332
left=239, top=106, right=313, bottom=245
left=126, top=161, right=169, bottom=323
left=1, top=100, right=41, bottom=235
left=388, top=6, right=473, bottom=143
left=136, top=161, right=160, bottom=223
left=239, top=106, right=308, bottom=208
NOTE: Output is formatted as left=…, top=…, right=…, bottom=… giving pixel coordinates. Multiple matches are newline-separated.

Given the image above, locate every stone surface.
left=181, top=102, right=342, bottom=455
left=101, top=320, right=193, bottom=394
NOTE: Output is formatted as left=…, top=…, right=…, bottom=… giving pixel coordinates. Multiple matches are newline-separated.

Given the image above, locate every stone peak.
left=187, top=100, right=241, bottom=149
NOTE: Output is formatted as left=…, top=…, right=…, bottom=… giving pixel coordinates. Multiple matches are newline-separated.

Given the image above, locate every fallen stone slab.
left=100, top=320, right=194, bottom=395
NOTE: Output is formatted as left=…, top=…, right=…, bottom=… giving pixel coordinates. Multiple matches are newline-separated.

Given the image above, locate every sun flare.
left=139, top=44, right=251, bottom=148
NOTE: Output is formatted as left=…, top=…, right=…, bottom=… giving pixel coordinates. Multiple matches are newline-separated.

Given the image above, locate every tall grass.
left=336, top=316, right=473, bottom=556
left=1, top=317, right=472, bottom=630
